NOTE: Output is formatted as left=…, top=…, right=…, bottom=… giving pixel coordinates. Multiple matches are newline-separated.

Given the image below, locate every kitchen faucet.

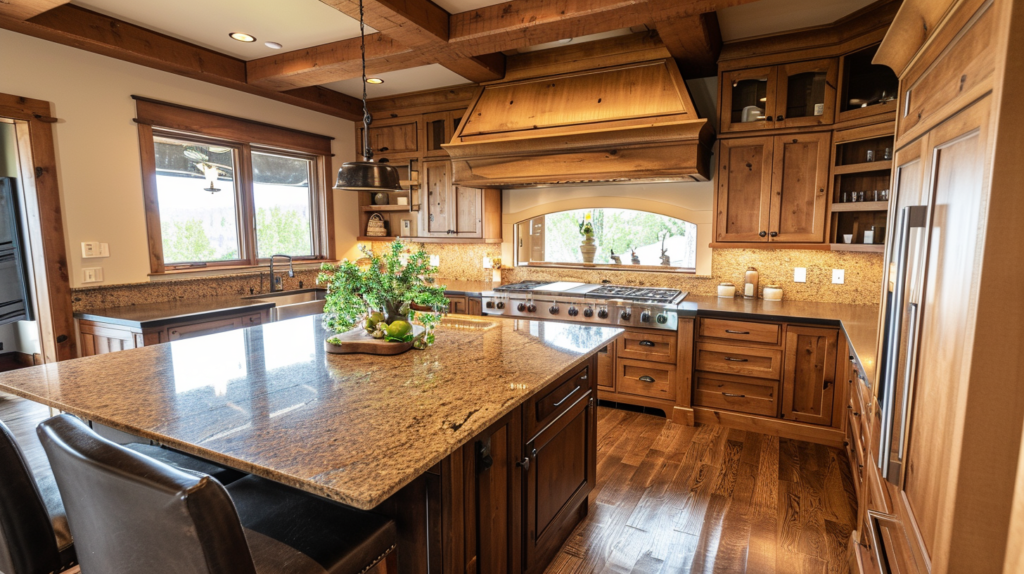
left=269, top=254, right=294, bottom=292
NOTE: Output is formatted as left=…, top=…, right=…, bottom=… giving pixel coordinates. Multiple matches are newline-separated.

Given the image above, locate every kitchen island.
left=0, top=314, right=622, bottom=574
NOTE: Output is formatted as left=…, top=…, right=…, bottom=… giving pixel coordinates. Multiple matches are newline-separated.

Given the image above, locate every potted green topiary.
left=317, top=240, right=449, bottom=354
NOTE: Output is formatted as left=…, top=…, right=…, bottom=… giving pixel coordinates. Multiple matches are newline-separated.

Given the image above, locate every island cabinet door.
left=523, top=391, right=597, bottom=574
left=459, top=409, right=523, bottom=574
left=781, top=326, right=838, bottom=426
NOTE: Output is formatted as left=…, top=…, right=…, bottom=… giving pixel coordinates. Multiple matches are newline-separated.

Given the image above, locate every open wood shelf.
left=361, top=205, right=419, bottom=212
left=830, top=243, right=885, bottom=252
left=833, top=160, right=893, bottom=174
left=831, top=201, right=888, bottom=212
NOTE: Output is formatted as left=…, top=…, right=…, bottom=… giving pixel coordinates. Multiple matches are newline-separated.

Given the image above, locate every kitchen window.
left=515, top=208, right=697, bottom=272
left=136, top=97, right=334, bottom=274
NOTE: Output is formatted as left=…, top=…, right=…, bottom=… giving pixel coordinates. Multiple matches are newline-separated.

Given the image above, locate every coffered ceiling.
left=0, top=0, right=892, bottom=122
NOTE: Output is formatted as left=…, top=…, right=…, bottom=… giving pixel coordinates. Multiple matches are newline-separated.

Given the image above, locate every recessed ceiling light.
left=229, top=32, right=256, bottom=43
left=366, top=78, right=384, bottom=84
left=265, top=41, right=282, bottom=49
left=558, top=38, right=574, bottom=44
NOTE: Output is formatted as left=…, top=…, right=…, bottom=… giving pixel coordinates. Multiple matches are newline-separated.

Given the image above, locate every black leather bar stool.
left=0, top=418, right=77, bottom=574
left=38, top=414, right=398, bottom=574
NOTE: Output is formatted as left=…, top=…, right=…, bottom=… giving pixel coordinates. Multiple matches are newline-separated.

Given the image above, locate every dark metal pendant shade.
left=334, top=161, right=402, bottom=191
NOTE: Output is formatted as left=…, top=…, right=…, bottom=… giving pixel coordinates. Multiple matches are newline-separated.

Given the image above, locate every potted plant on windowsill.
left=317, top=240, right=448, bottom=354
left=579, top=213, right=597, bottom=264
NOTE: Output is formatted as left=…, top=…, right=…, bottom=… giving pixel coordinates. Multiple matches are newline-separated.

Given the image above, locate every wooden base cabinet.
left=78, top=309, right=269, bottom=357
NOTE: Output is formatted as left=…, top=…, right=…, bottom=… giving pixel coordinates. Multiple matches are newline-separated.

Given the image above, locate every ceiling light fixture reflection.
left=366, top=78, right=384, bottom=84
left=229, top=32, right=256, bottom=42
left=265, top=41, right=283, bottom=49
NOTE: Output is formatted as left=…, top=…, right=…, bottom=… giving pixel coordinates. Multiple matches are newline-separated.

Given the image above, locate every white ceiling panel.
left=430, top=0, right=501, bottom=14
left=322, top=64, right=471, bottom=99
left=72, top=0, right=367, bottom=60
left=718, top=0, right=877, bottom=42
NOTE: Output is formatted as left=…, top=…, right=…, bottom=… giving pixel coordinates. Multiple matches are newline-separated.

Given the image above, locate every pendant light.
left=334, top=0, right=402, bottom=192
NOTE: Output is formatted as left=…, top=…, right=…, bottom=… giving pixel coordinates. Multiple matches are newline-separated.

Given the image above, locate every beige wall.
left=0, top=29, right=358, bottom=288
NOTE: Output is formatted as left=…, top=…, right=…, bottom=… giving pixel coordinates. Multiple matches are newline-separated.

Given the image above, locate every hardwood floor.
left=544, top=406, right=858, bottom=574
left=0, top=391, right=55, bottom=482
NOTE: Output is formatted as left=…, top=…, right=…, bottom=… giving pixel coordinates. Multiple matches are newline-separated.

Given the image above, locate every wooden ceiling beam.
left=0, top=0, right=66, bottom=21
left=0, top=5, right=363, bottom=121
left=654, top=12, right=722, bottom=78
left=249, top=0, right=752, bottom=90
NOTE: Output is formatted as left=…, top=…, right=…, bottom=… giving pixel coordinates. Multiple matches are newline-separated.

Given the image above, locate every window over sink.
left=135, top=97, right=334, bottom=274
left=514, top=208, right=697, bottom=272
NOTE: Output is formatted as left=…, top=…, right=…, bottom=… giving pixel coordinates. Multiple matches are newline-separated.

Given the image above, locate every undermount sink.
left=244, top=288, right=327, bottom=322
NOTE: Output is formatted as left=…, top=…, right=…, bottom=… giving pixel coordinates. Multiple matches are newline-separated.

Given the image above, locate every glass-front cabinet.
left=721, top=59, right=838, bottom=133
left=423, top=109, right=467, bottom=157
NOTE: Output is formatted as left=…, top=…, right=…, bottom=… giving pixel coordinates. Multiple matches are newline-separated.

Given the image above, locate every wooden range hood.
left=443, top=33, right=714, bottom=188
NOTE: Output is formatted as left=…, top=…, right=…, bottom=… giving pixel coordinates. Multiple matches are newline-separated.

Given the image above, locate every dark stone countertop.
left=678, top=295, right=880, bottom=387
left=0, top=314, right=622, bottom=510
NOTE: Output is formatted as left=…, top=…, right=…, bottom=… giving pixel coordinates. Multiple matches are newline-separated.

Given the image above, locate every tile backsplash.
left=72, top=244, right=883, bottom=312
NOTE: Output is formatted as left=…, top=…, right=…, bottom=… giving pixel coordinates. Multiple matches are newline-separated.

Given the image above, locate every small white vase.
left=580, top=236, right=597, bottom=263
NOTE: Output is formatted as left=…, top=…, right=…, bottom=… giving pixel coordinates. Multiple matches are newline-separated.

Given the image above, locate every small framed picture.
left=400, top=219, right=412, bottom=235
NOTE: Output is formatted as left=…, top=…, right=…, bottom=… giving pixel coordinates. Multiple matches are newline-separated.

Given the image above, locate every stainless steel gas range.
left=481, top=281, right=688, bottom=331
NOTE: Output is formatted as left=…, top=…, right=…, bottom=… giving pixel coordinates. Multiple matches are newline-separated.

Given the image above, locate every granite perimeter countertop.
left=0, top=314, right=622, bottom=510
left=436, top=280, right=496, bottom=296
left=679, top=295, right=880, bottom=386
left=74, top=295, right=276, bottom=329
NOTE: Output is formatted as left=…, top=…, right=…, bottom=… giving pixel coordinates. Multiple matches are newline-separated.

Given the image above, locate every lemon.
left=386, top=320, right=413, bottom=339
left=365, top=311, right=385, bottom=332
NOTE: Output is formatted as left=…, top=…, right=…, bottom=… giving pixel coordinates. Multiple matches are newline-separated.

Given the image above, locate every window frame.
left=135, top=97, right=334, bottom=274
left=512, top=208, right=699, bottom=274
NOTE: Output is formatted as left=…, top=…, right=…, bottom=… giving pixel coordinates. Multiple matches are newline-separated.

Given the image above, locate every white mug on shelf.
left=843, top=234, right=854, bottom=244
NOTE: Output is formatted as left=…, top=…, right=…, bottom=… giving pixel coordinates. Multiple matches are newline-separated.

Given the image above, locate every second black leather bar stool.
left=37, top=414, right=398, bottom=574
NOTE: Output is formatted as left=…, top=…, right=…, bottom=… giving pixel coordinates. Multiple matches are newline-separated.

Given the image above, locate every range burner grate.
left=492, top=281, right=550, bottom=292
left=587, top=285, right=682, bottom=302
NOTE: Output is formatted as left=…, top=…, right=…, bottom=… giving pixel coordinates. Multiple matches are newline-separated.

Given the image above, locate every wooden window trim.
left=136, top=98, right=335, bottom=274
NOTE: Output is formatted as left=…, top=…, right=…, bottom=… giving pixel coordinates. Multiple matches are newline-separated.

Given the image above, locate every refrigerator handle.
left=896, top=302, right=920, bottom=464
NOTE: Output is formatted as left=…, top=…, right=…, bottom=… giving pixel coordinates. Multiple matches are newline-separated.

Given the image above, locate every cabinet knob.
left=770, top=231, right=778, bottom=237
left=776, top=115, right=784, bottom=121
left=516, top=457, right=530, bottom=471
left=759, top=231, right=767, bottom=237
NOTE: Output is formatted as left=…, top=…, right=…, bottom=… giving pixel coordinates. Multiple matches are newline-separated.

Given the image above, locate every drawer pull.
left=552, top=385, right=581, bottom=407
left=639, top=340, right=656, bottom=347
left=725, top=330, right=750, bottom=335
left=722, top=392, right=746, bottom=398
left=724, top=357, right=749, bottom=362
left=639, top=375, right=656, bottom=383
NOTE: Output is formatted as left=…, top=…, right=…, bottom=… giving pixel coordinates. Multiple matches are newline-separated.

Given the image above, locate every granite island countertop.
left=74, top=295, right=276, bottom=329
left=0, top=314, right=622, bottom=510
left=678, top=295, right=880, bottom=386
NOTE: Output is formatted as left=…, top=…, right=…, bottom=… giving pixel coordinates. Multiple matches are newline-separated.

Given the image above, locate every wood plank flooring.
left=544, top=406, right=858, bottom=574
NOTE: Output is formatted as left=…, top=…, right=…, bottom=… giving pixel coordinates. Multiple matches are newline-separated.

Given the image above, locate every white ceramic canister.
left=718, top=282, right=736, bottom=298
left=763, top=285, right=783, bottom=301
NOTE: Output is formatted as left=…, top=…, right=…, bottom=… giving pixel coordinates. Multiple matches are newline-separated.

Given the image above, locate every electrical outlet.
left=99, top=243, right=109, bottom=257
left=429, top=255, right=440, bottom=267
left=833, top=269, right=845, bottom=284
left=83, top=267, right=103, bottom=283
left=482, top=256, right=493, bottom=269
left=794, top=267, right=807, bottom=283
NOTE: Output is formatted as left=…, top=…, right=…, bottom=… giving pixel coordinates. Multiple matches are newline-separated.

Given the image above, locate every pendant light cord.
left=360, top=0, right=372, bottom=161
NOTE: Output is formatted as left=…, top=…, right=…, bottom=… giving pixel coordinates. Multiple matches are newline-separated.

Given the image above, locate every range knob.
left=517, top=302, right=526, bottom=312
left=620, top=309, right=632, bottom=321
left=583, top=307, right=594, bottom=318
left=656, top=313, right=669, bottom=325
left=567, top=306, right=579, bottom=317
left=549, top=304, right=560, bottom=315
left=597, top=308, right=609, bottom=319
left=496, top=301, right=505, bottom=309
left=527, top=302, right=536, bottom=313
left=640, top=309, right=651, bottom=323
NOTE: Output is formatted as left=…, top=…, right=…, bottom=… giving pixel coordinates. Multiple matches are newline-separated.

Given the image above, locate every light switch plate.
left=833, top=269, right=845, bottom=284
left=99, top=243, right=109, bottom=257
left=83, top=267, right=103, bottom=283
left=81, top=242, right=109, bottom=258
left=794, top=267, right=807, bottom=283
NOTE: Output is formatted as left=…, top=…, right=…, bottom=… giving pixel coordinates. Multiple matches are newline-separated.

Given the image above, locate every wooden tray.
left=324, top=325, right=425, bottom=355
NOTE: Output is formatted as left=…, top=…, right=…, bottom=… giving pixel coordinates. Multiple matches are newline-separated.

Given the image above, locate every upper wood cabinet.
left=715, top=132, right=831, bottom=244
left=422, top=160, right=452, bottom=236
left=423, top=109, right=467, bottom=158
left=781, top=326, right=838, bottom=426
left=769, top=132, right=832, bottom=242
left=720, top=59, right=837, bottom=133
left=358, top=117, right=419, bottom=159
left=420, top=160, right=501, bottom=240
